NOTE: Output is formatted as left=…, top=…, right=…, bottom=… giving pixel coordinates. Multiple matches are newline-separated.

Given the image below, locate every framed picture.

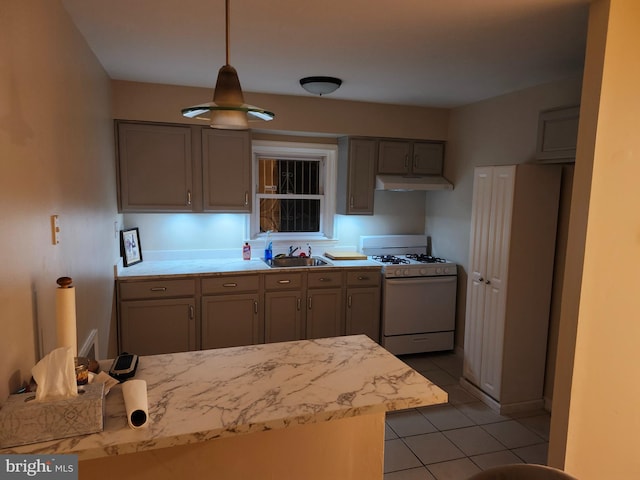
left=120, top=227, right=143, bottom=267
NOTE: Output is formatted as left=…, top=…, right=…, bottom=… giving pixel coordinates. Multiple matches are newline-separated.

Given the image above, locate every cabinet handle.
left=244, top=191, right=249, bottom=206
left=223, top=283, right=238, bottom=288
left=404, top=154, right=409, bottom=169
left=485, top=280, right=491, bottom=285
left=254, top=301, right=258, bottom=314
left=188, top=305, right=194, bottom=320
left=357, top=275, right=369, bottom=281
left=187, top=190, right=192, bottom=206
left=296, top=297, right=301, bottom=310
left=348, top=295, right=352, bottom=308
left=478, top=277, right=484, bottom=282
left=150, top=287, right=167, bottom=292
left=413, top=154, right=418, bottom=169
left=318, top=277, right=331, bottom=282
left=278, top=279, right=291, bottom=285
left=349, top=196, right=354, bottom=208
left=308, top=297, right=312, bottom=310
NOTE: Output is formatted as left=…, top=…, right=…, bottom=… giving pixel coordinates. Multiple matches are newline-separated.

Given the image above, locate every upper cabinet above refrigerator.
left=535, top=105, right=580, bottom=163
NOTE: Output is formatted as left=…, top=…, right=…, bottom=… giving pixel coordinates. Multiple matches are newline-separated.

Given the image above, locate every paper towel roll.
left=55, top=277, right=77, bottom=358
left=122, top=380, right=149, bottom=429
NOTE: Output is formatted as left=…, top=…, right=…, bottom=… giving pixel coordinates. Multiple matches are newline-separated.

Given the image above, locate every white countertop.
left=1, top=336, right=447, bottom=460
left=116, top=256, right=380, bottom=279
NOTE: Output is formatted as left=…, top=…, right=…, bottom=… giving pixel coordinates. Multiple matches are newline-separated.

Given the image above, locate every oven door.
left=383, top=275, right=457, bottom=336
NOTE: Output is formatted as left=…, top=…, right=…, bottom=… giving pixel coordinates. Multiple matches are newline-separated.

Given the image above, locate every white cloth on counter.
left=31, top=347, right=77, bottom=402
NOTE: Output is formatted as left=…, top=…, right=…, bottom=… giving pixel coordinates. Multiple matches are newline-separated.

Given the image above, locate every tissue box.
left=0, top=382, right=105, bottom=448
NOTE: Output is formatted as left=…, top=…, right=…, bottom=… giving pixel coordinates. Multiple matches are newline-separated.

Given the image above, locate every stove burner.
left=406, top=254, right=447, bottom=264
left=373, top=255, right=409, bottom=265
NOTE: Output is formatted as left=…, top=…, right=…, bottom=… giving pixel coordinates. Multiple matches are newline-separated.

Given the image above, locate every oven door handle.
left=385, top=276, right=456, bottom=286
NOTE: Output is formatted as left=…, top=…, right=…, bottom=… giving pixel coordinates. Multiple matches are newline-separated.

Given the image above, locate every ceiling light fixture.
left=181, top=0, right=274, bottom=130
left=299, top=76, right=342, bottom=96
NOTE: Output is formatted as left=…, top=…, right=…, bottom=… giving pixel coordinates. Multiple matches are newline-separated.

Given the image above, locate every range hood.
left=375, top=174, right=453, bottom=191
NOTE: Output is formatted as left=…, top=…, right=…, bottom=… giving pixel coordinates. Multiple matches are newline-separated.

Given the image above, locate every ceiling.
left=61, top=0, right=590, bottom=109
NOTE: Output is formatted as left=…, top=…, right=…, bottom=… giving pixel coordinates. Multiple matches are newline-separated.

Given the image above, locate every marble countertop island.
left=1, top=335, right=447, bottom=463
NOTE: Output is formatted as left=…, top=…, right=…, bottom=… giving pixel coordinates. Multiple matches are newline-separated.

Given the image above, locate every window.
left=251, top=141, right=336, bottom=240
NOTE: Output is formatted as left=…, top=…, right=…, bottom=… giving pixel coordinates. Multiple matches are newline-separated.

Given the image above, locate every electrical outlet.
left=114, top=221, right=119, bottom=239
left=51, top=215, right=60, bottom=245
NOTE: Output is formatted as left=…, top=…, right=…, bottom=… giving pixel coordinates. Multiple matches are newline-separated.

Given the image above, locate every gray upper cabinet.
left=116, top=121, right=197, bottom=212
left=116, top=121, right=251, bottom=213
left=378, top=139, right=444, bottom=175
left=337, top=137, right=377, bottom=215
left=536, top=105, right=580, bottom=162
left=202, top=129, right=252, bottom=213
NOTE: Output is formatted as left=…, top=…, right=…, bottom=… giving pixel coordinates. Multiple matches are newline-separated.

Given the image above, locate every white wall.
left=0, top=1, right=118, bottom=401
left=551, top=0, right=640, bottom=477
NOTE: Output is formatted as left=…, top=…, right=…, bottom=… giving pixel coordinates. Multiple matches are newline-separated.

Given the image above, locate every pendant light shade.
left=181, top=0, right=274, bottom=129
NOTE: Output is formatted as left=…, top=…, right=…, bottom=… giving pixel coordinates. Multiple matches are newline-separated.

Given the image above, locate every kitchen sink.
left=264, top=256, right=332, bottom=268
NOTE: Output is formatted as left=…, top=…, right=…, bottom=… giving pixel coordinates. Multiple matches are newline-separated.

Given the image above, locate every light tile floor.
left=385, top=351, right=551, bottom=480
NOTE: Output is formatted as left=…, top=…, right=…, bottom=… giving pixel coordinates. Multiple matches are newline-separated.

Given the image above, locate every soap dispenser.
left=264, top=230, right=273, bottom=261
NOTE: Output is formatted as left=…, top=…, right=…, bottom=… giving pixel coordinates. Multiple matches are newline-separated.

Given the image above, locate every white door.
left=463, top=166, right=515, bottom=400
left=463, top=167, right=493, bottom=385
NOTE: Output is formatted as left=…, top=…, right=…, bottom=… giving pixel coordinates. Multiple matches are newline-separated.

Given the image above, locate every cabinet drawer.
left=307, top=271, right=343, bottom=288
left=202, top=275, right=259, bottom=294
left=264, top=272, right=303, bottom=290
left=346, top=270, right=381, bottom=287
left=119, top=279, right=196, bottom=300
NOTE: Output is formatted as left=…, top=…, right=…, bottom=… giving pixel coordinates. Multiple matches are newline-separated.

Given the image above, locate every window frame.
left=251, top=140, right=337, bottom=241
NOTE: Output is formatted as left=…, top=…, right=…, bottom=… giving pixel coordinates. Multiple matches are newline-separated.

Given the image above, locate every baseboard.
left=459, top=377, right=545, bottom=415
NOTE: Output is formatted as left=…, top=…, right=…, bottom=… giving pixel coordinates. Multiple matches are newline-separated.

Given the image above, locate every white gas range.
left=360, top=235, right=457, bottom=355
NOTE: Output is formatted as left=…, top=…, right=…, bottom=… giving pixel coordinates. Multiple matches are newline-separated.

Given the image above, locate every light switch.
left=51, top=215, right=60, bottom=245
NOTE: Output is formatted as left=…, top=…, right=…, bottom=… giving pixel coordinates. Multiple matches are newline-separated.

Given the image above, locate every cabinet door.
left=264, top=291, right=304, bottom=343
left=201, top=294, right=262, bottom=349
left=346, top=287, right=380, bottom=342
left=346, top=138, right=376, bottom=214
left=463, top=167, right=494, bottom=385
left=412, top=142, right=444, bottom=175
left=306, top=288, right=344, bottom=339
left=536, top=106, right=579, bottom=161
left=377, top=140, right=411, bottom=174
left=119, top=298, right=196, bottom=356
left=202, top=129, right=251, bottom=212
left=478, top=165, right=515, bottom=399
left=117, top=122, right=195, bottom=212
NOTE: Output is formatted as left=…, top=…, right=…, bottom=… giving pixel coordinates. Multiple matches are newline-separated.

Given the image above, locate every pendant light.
left=181, top=0, right=274, bottom=130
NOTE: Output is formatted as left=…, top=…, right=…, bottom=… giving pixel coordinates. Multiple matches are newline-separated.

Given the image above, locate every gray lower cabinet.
left=117, top=268, right=382, bottom=354
left=345, top=270, right=381, bottom=342
left=118, top=279, right=197, bottom=356
left=264, top=272, right=305, bottom=343
left=306, top=271, right=345, bottom=339
left=201, top=274, right=263, bottom=349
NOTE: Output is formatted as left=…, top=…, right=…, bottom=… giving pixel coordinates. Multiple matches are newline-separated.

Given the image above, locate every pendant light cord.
left=225, top=0, right=230, bottom=65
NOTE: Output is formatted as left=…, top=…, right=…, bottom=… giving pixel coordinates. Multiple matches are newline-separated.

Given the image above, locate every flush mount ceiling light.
left=299, top=76, right=342, bottom=96
left=181, top=0, right=274, bottom=130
